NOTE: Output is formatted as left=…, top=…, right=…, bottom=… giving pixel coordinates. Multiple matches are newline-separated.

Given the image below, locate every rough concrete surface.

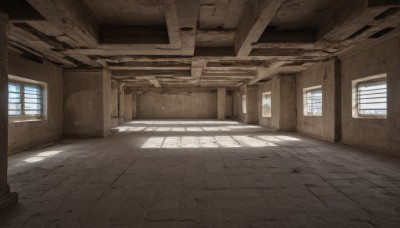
left=340, top=36, right=400, bottom=156
left=137, top=90, right=218, bottom=119
left=63, top=69, right=109, bottom=138
left=8, top=52, right=63, bottom=155
left=296, top=60, right=336, bottom=142
left=1, top=120, right=400, bottom=227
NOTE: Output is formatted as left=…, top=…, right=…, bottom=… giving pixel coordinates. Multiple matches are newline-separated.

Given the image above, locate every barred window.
left=303, top=86, right=322, bottom=116
left=356, top=79, right=387, bottom=117
left=8, top=81, right=43, bottom=118
left=262, top=92, right=271, bottom=117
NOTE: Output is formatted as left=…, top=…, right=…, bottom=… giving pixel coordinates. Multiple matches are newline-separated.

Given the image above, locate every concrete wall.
left=225, top=91, right=233, bottom=119
left=296, top=60, right=336, bottom=141
left=110, top=80, right=118, bottom=127
left=63, top=69, right=110, bottom=138
left=8, top=51, right=63, bottom=154
left=258, top=81, right=273, bottom=128
left=132, top=93, right=137, bottom=119
left=340, top=36, right=400, bottom=156
left=137, top=89, right=218, bottom=119
left=256, top=75, right=296, bottom=131
left=124, top=93, right=133, bottom=121
left=239, top=85, right=258, bottom=124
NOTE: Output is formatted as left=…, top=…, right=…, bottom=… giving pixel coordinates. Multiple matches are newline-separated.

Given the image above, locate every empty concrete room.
left=0, top=0, right=400, bottom=227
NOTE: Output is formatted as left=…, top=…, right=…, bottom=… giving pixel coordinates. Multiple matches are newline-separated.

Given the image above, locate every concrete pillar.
left=124, top=93, right=133, bottom=121
left=217, top=88, right=226, bottom=120
left=110, top=80, right=119, bottom=127
left=63, top=68, right=111, bottom=137
left=118, top=84, right=125, bottom=123
left=132, top=93, right=137, bottom=119
left=0, top=11, right=18, bottom=210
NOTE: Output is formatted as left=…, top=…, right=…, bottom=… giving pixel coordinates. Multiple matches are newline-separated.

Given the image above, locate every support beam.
left=148, top=78, right=162, bottom=88
left=234, top=0, right=285, bottom=56
left=177, top=0, right=200, bottom=56
left=0, top=11, right=18, bottom=210
left=112, top=70, right=190, bottom=78
left=26, top=0, right=98, bottom=47
left=191, top=60, right=204, bottom=80
left=248, top=61, right=286, bottom=85
left=164, top=0, right=182, bottom=48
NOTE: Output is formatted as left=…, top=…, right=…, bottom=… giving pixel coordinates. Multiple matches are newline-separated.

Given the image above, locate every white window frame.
left=242, top=95, right=247, bottom=114
left=303, top=85, right=323, bottom=116
left=352, top=73, right=387, bottom=119
left=261, top=92, right=272, bottom=117
left=8, top=75, right=47, bottom=122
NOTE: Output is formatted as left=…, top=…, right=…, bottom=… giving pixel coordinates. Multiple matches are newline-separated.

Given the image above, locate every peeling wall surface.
left=63, top=70, right=107, bottom=138
left=8, top=52, right=63, bottom=155
left=340, top=36, right=400, bottom=156
left=137, top=90, right=218, bottom=119
left=296, top=60, right=336, bottom=141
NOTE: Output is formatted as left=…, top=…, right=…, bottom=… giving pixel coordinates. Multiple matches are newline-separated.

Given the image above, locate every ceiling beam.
left=177, top=0, right=200, bottom=56
left=234, top=0, right=285, bottom=57
left=191, top=60, right=204, bottom=80
left=248, top=61, right=286, bottom=85
left=164, top=0, right=181, bottom=48
left=108, top=61, right=191, bottom=70
left=26, top=0, right=98, bottom=48
left=112, top=70, right=191, bottom=78
left=148, top=78, right=162, bottom=88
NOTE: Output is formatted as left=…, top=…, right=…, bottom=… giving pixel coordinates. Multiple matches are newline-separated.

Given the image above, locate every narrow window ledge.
left=9, top=118, right=46, bottom=124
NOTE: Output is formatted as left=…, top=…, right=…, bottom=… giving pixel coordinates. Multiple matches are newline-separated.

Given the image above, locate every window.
left=303, top=86, right=322, bottom=116
left=8, top=81, right=43, bottom=118
left=262, top=92, right=271, bottom=117
left=242, top=95, right=247, bottom=114
left=353, top=74, right=387, bottom=118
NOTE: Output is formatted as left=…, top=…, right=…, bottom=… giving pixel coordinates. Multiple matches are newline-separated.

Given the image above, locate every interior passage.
left=1, top=120, right=400, bottom=227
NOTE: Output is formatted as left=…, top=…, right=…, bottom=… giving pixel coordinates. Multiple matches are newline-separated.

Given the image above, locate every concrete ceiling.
left=2, top=0, right=400, bottom=88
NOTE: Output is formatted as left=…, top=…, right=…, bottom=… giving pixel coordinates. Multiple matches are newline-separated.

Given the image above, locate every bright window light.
left=352, top=74, right=387, bottom=118
left=303, top=86, right=322, bottom=116
left=356, top=78, right=387, bottom=117
left=262, top=92, right=272, bottom=117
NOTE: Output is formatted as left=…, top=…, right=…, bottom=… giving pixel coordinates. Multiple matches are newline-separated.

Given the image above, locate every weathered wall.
left=110, top=79, right=118, bottom=127
left=340, top=36, right=400, bottom=156
left=225, top=91, right=233, bottom=119
left=258, top=81, right=272, bottom=128
left=296, top=60, right=336, bottom=141
left=137, top=89, right=218, bottom=119
left=278, top=75, right=297, bottom=131
left=8, top=51, right=63, bottom=155
left=257, top=75, right=296, bottom=131
left=124, top=93, right=133, bottom=121
left=63, top=69, right=110, bottom=138
left=132, top=93, right=137, bottom=119
left=238, top=85, right=258, bottom=124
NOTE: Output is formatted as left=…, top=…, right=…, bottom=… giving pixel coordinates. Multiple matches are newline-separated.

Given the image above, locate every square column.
left=0, top=11, right=18, bottom=210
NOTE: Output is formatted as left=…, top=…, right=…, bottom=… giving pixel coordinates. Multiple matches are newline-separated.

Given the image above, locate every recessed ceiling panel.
left=82, top=0, right=165, bottom=25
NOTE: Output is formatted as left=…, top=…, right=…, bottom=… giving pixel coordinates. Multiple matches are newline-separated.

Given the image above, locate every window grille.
left=305, top=88, right=322, bottom=116
left=356, top=79, right=387, bottom=116
left=8, top=82, right=43, bottom=118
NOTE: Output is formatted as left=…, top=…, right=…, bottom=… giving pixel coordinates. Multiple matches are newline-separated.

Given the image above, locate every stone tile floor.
left=1, top=120, right=400, bottom=227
